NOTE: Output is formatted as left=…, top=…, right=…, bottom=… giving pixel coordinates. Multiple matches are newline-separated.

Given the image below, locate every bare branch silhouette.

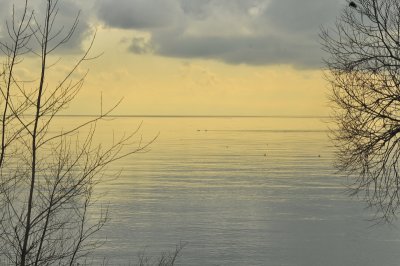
left=321, top=0, right=400, bottom=222
left=0, top=1, right=155, bottom=265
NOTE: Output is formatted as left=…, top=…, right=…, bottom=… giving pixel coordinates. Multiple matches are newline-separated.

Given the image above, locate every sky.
left=0, top=0, right=345, bottom=116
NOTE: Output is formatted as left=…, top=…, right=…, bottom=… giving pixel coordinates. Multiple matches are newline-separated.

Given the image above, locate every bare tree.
left=137, top=242, right=187, bottom=266
left=0, top=1, right=152, bottom=265
left=321, top=0, right=400, bottom=222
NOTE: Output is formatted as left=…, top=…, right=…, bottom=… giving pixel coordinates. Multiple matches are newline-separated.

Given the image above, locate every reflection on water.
left=54, top=117, right=400, bottom=266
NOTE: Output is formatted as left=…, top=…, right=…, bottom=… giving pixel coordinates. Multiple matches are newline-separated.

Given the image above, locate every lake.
left=58, top=116, right=400, bottom=265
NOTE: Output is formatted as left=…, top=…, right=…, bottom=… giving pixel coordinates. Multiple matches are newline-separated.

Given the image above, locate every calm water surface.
left=57, top=117, right=400, bottom=265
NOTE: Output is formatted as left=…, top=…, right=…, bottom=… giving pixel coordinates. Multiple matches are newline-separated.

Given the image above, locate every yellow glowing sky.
left=64, top=28, right=329, bottom=116
left=1, top=0, right=343, bottom=116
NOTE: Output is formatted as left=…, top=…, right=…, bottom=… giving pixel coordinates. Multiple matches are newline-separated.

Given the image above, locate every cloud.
left=95, top=0, right=343, bottom=68
left=96, top=0, right=180, bottom=29
left=264, top=0, right=342, bottom=33
left=156, top=34, right=319, bottom=67
left=129, top=37, right=155, bottom=54
left=0, top=0, right=93, bottom=54
left=34, top=0, right=94, bottom=53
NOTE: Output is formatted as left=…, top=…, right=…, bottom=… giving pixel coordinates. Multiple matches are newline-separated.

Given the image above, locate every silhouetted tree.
left=137, top=242, right=187, bottom=266
left=0, top=1, right=152, bottom=265
left=321, top=0, right=400, bottom=222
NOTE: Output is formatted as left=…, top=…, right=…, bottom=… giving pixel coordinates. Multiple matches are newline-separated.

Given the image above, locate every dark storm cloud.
left=155, top=34, right=319, bottom=67
left=96, top=0, right=344, bottom=68
left=264, top=0, right=342, bottom=33
left=97, top=0, right=180, bottom=29
left=37, top=0, right=93, bottom=53
left=0, top=0, right=93, bottom=54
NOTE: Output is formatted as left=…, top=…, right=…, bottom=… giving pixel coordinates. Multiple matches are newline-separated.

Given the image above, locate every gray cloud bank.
left=96, top=0, right=343, bottom=68
left=0, top=0, right=344, bottom=68
left=0, top=0, right=92, bottom=54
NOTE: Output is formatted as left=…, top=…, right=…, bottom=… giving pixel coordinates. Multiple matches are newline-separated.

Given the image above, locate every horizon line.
left=54, top=114, right=330, bottom=119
